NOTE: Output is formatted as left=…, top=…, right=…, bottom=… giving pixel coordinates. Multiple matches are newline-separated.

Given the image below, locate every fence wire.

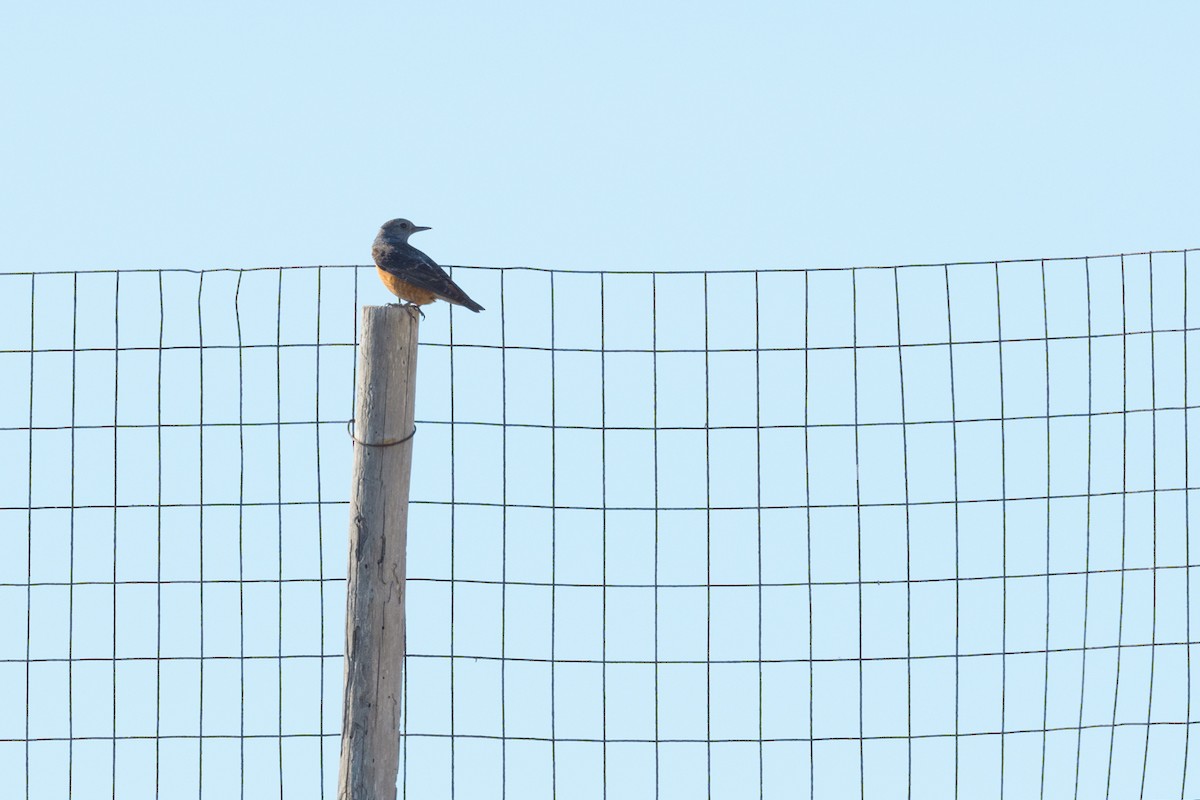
left=2, top=250, right=1199, bottom=798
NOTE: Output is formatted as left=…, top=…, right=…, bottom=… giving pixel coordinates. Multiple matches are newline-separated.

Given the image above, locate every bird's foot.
left=397, top=301, right=426, bottom=319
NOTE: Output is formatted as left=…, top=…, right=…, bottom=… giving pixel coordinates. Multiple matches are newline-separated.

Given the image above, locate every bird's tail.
left=455, top=297, right=485, bottom=313
left=442, top=286, right=485, bottom=312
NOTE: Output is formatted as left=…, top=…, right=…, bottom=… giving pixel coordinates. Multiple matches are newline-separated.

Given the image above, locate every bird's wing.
left=373, top=243, right=485, bottom=311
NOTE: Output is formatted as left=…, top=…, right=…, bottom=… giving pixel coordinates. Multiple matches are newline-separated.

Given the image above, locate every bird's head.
left=378, top=218, right=431, bottom=243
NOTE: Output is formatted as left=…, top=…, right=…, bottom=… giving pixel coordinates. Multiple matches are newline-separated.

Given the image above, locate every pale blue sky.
left=2, top=2, right=1197, bottom=276
left=4, top=3, right=1200, bottom=798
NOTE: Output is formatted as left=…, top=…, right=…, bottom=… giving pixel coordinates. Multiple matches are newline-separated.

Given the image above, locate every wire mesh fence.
left=2, top=250, right=1198, bottom=798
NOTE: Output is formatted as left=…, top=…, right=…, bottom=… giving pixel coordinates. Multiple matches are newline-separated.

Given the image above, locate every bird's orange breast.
left=377, top=267, right=438, bottom=305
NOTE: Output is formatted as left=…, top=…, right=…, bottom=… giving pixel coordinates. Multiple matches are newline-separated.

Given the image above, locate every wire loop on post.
left=347, top=419, right=417, bottom=448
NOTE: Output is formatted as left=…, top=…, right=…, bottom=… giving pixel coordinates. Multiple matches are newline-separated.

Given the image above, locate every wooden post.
left=339, top=304, right=420, bottom=800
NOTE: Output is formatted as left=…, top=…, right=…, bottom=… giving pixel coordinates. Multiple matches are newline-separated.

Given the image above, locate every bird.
left=371, top=218, right=484, bottom=313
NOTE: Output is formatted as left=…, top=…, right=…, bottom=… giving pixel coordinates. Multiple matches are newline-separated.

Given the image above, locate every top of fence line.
left=3, top=245, right=1196, bottom=278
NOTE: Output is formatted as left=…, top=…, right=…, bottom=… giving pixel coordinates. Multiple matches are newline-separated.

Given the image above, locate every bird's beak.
left=413, top=225, right=432, bottom=232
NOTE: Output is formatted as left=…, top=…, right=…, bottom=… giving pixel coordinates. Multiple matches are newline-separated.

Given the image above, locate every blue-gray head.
left=377, top=218, right=431, bottom=244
